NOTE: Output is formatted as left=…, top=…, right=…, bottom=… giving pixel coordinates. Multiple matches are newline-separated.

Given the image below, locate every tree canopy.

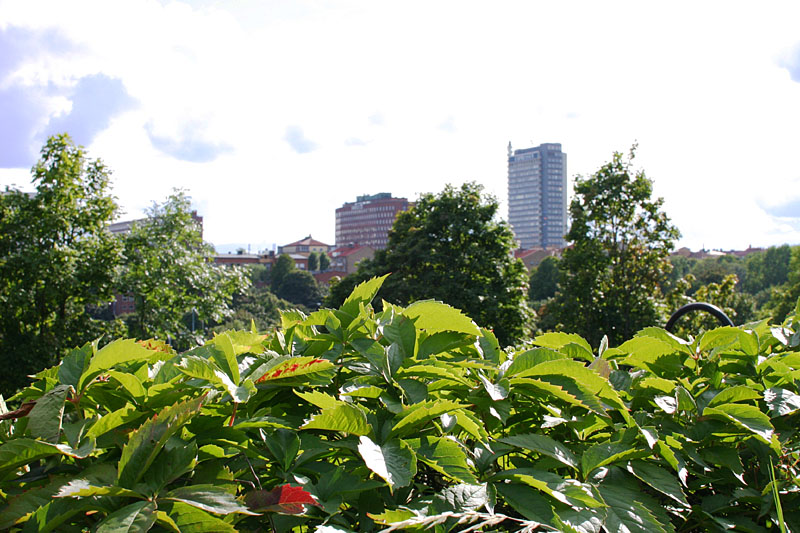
left=553, top=147, right=680, bottom=346
left=117, top=191, right=249, bottom=348
left=0, top=134, right=122, bottom=395
left=326, top=182, right=532, bottom=345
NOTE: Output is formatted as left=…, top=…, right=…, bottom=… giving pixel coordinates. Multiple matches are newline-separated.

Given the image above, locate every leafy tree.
left=0, top=134, right=122, bottom=394
left=276, top=270, right=324, bottom=309
left=270, top=254, right=295, bottom=292
left=326, top=182, right=532, bottom=345
left=117, top=191, right=248, bottom=348
left=765, top=246, right=800, bottom=321
left=529, top=256, right=560, bottom=302
left=743, top=245, right=792, bottom=294
left=216, top=285, right=293, bottom=332
left=319, top=251, right=330, bottom=271
left=307, top=252, right=319, bottom=272
left=554, top=146, right=680, bottom=346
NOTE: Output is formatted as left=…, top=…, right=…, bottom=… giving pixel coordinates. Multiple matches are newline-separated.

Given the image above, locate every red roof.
left=283, top=236, right=331, bottom=248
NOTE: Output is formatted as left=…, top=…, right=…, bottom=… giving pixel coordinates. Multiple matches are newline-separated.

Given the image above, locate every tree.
left=277, top=270, right=324, bottom=308
left=0, top=134, right=122, bottom=394
left=553, top=147, right=680, bottom=346
left=326, top=182, right=532, bottom=345
left=117, top=191, right=248, bottom=348
left=307, top=252, right=319, bottom=272
left=765, top=246, right=800, bottom=322
left=319, top=251, right=331, bottom=271
left=270, top=254, right=295, bottom=292
left=529, top=256, right=560, bottom=302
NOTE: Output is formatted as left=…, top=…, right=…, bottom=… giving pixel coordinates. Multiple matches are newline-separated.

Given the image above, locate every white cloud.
left=1, top=0, right=799, bottom=250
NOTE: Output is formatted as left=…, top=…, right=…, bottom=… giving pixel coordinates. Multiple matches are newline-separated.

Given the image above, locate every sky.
left=1, top=0, right=800, bottom=253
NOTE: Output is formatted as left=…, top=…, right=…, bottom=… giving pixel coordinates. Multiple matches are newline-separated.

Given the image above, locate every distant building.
left=507, top=142, right=567, bottom=249
left=329, top=243, right=375, bottom=275
left=335, top=193, right=410, bottom=249
left=278, top=236, right=331, bottom=256
left=515, top=247, right=562, bottom=272
left=108, top=210, right=204, bottom=239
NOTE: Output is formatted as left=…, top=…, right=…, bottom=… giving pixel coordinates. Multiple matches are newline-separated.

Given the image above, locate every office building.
left=507, top=142, right=567, bottom=249
left=335, top=193, right=410, bottom=249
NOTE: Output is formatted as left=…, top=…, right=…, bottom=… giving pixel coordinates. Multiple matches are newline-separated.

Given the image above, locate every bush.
left=2, top=276, right=800, bottom=531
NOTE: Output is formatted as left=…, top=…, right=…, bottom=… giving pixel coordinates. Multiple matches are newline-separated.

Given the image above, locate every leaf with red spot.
left=244, top=485, right=318, bottom=514
left=253, top=356, right=334, bottom=384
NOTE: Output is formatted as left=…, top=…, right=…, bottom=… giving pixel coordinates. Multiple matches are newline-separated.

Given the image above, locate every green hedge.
left=2, top=274, right=800, bottom=532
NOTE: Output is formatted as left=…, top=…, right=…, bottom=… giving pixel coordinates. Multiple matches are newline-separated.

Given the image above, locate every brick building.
left=335, top=193, right=410, bottom=250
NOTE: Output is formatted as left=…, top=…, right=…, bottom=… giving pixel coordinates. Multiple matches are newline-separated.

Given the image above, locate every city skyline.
left=1, top=1, right=799, bottom=251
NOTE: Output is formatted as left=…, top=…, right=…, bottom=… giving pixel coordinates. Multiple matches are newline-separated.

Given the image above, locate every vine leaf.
left=244, top=484, right=319, bottom=514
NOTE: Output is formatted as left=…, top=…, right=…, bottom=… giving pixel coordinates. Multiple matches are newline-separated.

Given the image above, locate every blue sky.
left=1, top=0, right=800, bottom=251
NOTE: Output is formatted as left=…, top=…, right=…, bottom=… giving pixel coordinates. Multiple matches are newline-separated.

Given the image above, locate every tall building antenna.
left=507, top=141, right=512, bottom=158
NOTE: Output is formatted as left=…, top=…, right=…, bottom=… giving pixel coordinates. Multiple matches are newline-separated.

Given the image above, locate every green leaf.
left=499, top=433, right=579, bottom=470
left=707, top=385, right=761, bottom=408
left=617, top=336, right=684, bottom=375
left=403, top=300, right=481, bottom=336
left=626, top=460, right=689, bottom=508
left=533, top=332, right=593, bottom=355
left=301, top=404, right=370, bottom=436
left=58, top=343, right=92, bottom=389
left=505, top=348, right=567, bottom=377
left=341, top=274, right=389, bottom=317
left=206, top=334, right=240, bottom=385
left=702, top=403, right=775, bottom=444
left=85, top=404, right=146, bottom=440
left=383, top=314, right=417, bottom=358
left=510, top=377, right=600, bottom=413
left=517, top=359, right=629, bottom=416
left=143, top=441, right=198, bottom=493
left=477, top=373, right=509, bottom=401
left=395, top=364, right=471, bottom=386
left=14, top=498, right=88, bottom=533
left=296, top=390, right=343, bottom=409
left=491, top=469, right=604, bottom=508
left=117, top=394, right=205, bottom=488
left=27, top=384, right=71, bottom=442
left=494, top=482, right=556, bottom=524
left=80, top=339, right=159, bottom=391
left=581, top=442, right=650, bottom=477
left=598, top=483, right=671, bottom=533
left=95, top=501, right=157, bottom=533
left=107, top=370, right=146, bottom=401
left=0, top=438, right=93, bottom=478
left=434, top=483, right=488, bottom=512
left=167, top=502, right=237, bottom=533
left=635, top=327, right=692, bottom=354
left=764, top=387, right=800, bottom=416
left=453, top=409, right=490, bottom=442
left=56, top=479, right=145, bottom=499
left=165, top=485, right=257, bottom=515
left=177, top=355, right=251, bottom=403
left=339, top=383, right=384, bottom=399
left=406, top=436, right=477, bottom=483
left=698, top=327, right=745, bottom=353
left=357, top=436, right=416, bottom=490
left=391, top=399, right=467, bottom=437
left=418, top=331, right=474, bottom=358
left=0, top=476, right=74, bottom=529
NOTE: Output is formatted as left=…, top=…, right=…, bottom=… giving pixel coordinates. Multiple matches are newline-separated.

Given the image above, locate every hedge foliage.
left=2, top=274, right=800, bottom=532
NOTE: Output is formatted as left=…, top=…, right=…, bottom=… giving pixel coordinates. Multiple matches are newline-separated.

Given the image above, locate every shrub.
left=1, top=276, right=800, bottom=531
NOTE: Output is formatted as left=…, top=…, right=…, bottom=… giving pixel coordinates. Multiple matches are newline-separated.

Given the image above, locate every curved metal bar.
left=665, top=302, right=735, bottom=332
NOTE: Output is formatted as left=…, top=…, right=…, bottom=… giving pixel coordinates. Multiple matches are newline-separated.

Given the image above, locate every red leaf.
left=244, top=484, right=318, bottom=514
